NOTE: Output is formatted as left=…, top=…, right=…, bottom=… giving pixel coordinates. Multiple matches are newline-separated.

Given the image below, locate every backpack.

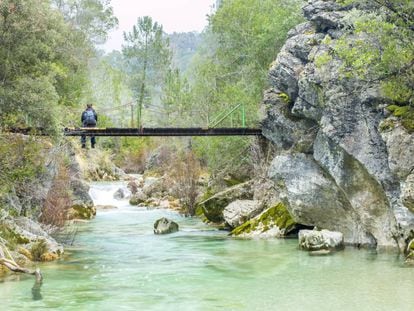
left=84, top=109, right=96, bottom=126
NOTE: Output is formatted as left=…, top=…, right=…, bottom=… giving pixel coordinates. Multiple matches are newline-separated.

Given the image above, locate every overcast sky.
left=100, top=0, right=216, bottom=52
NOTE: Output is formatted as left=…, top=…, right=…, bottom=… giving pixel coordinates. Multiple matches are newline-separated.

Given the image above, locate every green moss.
left=379, top=119, right=396, bottom=132
left=224, top=177, right=244, bottom=187
left=200, top=199, right=230, bottom=223
left=0, top=223, right=30, bottom=249
left=199, top=187, right=215, bottom=203
left=315, top=51, right=333, bottom=68
left=386, top=105, right=399, bottom=113
left=278, top=92, right=291, bottom=104
left=392, top=106, right=410, bottom=117
left=231, top=203, right=296, bottom=236
left=70, top=204, right=96, bottom=220
left=30, top=239, right=48, bottom=262
left=401, top=117, right=414, bottom=133
left=386, top=105, right=414, bottom=133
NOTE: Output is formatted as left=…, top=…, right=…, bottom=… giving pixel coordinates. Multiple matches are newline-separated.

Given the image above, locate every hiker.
left=81, top=103, right=98, bottom=148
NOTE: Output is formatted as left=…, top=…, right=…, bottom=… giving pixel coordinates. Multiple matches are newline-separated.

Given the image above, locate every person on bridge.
left=81, top=103, right=98, bottom=149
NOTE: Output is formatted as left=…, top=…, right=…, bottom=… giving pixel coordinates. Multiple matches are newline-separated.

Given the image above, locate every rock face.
left=262, top=0, right=414, bottom=249
left=197, top=181, right=254, bottom=223
left=299, top=229, right=344, bottom=251
left=153, top=218, right=179, bottom=235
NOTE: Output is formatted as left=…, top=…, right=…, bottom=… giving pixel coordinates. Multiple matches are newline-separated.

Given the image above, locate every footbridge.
left=63, top=127, right=262, bottom=137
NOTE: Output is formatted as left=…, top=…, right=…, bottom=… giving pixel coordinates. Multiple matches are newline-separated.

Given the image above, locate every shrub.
left=169, top=151, right=201, bottom=216
left=39, top=162, right=72, bottom=229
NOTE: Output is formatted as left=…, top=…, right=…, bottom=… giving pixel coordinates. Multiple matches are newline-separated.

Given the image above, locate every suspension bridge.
left=5, top=103, right=263, bottom=137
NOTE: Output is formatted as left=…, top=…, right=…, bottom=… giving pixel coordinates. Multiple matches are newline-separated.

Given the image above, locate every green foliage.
left=161, top=69, right=193, bottom=126
left=0, top=0, right=116, bottom=132
left=168, top=32, right=201, bottom=73
left=52, top=0, right=118, bottom=44
left=123, top=16, right=172, bottom=127
left=186, top=0, right=303, bottom=128
left=333, top=2, right=414, bottom=105
left=193, top=137, right=251, bottom=175
left=0, top=135, right=45, bottom=197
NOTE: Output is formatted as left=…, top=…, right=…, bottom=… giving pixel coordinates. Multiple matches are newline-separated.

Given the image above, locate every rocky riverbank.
left=0, top=138, right=100, bottom=274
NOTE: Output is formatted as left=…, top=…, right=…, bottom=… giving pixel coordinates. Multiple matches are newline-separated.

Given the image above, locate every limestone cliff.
left=262, top=0, right=414, bottom=249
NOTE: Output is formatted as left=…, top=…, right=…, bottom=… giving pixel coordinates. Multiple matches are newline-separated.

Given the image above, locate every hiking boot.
left=91, top=144, right=95, bottom=149
left=82, top=144, right=86, bottom=149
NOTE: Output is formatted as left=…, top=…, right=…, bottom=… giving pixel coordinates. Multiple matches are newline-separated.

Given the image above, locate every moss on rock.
left=0, top=223, right=30, bottom=249
left=386, top=105, right=414, bottom=133
left=68, top=204, right=96, bottom=220
left=231, top=203, right=296, bottom=236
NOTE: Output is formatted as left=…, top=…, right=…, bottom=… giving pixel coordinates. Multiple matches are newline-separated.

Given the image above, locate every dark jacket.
left=81, top=108, right=98, bottom=126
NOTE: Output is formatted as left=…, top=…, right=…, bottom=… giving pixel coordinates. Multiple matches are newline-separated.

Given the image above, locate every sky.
left=101, top=0, right=216, bottom=52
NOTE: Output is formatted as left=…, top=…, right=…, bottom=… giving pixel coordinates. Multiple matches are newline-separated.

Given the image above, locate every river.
left=0, top=180, right=413, bottom=310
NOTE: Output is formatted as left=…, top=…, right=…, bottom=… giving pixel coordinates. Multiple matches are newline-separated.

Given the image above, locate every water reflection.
left=31, top=279, right=42, bottom=301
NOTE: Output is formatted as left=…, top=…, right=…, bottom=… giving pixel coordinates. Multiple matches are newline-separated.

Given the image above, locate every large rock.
left=260, top=0, right=414, bottom=250
left=3, top=217, right=63, bottom=260
left=69, top=179, right=96, bottom=220
left=268, top=154, right=374, bottom=245
left=231, top=203, right=297, bottom=239
left=113, top=188, right=126, bottom=200
left=299, top=229, right=344, bottom=251
left=197, top=181, right=254, bottom=223
left=313, top=132, right=397, bottom=247
left=153, top=218, right=179, bottom=235
left=129, top=189, right=148, bottom=206
left=223, top=200, right=262, bottom=228
left=142, top=176, right=166, bottom=198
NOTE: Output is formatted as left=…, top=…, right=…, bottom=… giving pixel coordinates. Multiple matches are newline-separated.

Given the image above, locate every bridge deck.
left=63, top=127, right=263, bottom=137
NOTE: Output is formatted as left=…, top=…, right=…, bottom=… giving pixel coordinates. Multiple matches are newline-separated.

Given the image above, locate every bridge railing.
left=208, top=103, right=246, bottom=128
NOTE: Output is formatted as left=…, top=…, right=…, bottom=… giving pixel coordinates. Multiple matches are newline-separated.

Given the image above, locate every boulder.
left=113, top=188, right=126, bottom=200
left=231, top=203, right=296, bottom=239
left=268, top=154, right=374, bottom=245
left=69, top=179, right=95, bottom=220
left=142, top=176, right=165, bottom=198
left=129, top=190, right=148, bottom=206
left=127, top=180, right=139, bottom=195
left=68, top=204, right=96, bottom=220
left=299, top=229, right=344, bottom=251
left=3, top=217, right=63, bottom=260
left=197, top=180, right=254, bottom=223
left=153, top=218, right=179, bottom=235
left=223, top=200, right=262, bottom=228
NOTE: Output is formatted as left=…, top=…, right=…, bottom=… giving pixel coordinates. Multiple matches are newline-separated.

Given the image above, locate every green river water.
left=1, top=181, right=413, bottom=311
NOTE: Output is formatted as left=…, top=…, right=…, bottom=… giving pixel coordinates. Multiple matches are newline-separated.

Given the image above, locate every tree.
left=122, top=16, right=171, bottom=127
left=162, top=69, right=193, bottom=126
left=332, top=0, right=414, bottom=130
left=52, top=0, right=118, bottom=44
left=0, top=0, right=75, bottom=130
